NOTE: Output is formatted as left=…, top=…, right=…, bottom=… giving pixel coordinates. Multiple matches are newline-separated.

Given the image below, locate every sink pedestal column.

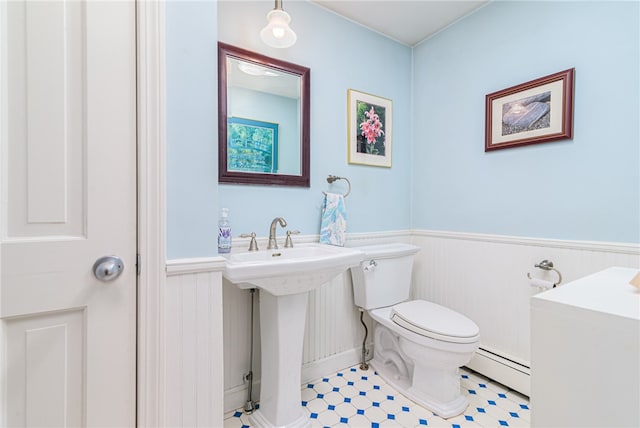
left=249, top=291, right=311, bottom=428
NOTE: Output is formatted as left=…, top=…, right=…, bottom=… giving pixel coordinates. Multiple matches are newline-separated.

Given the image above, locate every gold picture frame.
left=347, top=89, right=392, bottom=167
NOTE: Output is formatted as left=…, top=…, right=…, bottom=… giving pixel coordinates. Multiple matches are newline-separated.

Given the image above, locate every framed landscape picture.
left=348, top=89, right=392, bottom=167
left=485, top=68, right=574, bottom=151
left=227, top=117, right=279, bottom=173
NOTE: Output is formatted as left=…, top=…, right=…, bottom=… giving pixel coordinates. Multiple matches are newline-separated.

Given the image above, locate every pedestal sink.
left=222, top=243, right=364, bottom=428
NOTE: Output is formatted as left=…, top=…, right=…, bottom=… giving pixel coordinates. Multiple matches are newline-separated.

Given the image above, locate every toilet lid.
left=391, top=300, right=480, bottom=344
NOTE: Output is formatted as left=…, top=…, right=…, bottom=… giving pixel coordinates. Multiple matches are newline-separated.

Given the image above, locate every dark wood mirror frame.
left=218, top=42, right=310, bottom=187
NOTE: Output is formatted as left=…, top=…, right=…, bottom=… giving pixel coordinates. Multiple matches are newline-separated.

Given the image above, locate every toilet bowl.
left=349, top=243, right=480, bottom=418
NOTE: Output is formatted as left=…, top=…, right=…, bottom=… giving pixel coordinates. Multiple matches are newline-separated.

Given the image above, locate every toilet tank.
left=349, top=243, right=420, bottom=310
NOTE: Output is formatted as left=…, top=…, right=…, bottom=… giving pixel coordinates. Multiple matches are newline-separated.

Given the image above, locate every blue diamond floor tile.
left=223, top=365, right=530, bottom=428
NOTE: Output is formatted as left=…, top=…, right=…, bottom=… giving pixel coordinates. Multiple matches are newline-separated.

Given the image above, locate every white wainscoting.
left=411, top=230, right=640, bottom=396
left=170, top=231, right=638, bottom=417
left=165, top=258, right=226, bottom=428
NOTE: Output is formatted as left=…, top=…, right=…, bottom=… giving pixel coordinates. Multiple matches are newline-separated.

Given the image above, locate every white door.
left=0, top=1, right=137, bottom=426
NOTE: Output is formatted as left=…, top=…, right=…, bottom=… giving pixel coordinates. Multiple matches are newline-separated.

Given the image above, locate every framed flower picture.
left=347, top=89, right=392, bottom=167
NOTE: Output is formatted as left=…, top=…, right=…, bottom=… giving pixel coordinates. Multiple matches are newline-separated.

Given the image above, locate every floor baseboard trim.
left=223, top=345, right=371, bottom=413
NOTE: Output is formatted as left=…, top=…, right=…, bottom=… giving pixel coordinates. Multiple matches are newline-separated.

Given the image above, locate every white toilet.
left=349, top=243, right=480, bottom=418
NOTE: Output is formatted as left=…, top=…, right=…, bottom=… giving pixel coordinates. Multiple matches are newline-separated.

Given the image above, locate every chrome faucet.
left=267, top=217, right=287, bottom=249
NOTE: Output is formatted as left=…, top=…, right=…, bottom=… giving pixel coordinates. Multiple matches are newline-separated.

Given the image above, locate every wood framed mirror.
left=218, top=42, right=310, bottom=186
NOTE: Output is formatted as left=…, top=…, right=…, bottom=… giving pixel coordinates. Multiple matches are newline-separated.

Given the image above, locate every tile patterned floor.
left=224, top=365, right=530, bottom=427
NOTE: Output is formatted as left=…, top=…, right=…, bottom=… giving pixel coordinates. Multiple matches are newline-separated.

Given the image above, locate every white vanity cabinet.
left=531, top=267, right=640, bottom=428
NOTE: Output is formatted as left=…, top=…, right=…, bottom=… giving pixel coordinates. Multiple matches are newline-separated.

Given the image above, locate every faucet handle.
left=284, top=230, right=300, bottom=248
left=240, top=232, right=259, bottom=251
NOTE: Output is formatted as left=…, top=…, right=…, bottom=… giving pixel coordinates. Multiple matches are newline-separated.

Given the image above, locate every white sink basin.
left=222, top=243, right=364, bottom=296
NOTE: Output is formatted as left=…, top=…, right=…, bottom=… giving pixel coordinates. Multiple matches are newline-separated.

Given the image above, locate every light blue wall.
left=217, top=1, right=413, bottom=241
left=166, top=0, right=639, bottom=259
left=412, top=0, right=639, bottom=243
left=166, top=1, right=219, bottom=259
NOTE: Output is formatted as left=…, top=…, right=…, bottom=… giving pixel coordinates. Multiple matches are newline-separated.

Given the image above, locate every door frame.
left=0, top=1, right=158, bottom=425
left=0, top=1, right=167, bottom=423
left=137, top=1, right=167, bottom=426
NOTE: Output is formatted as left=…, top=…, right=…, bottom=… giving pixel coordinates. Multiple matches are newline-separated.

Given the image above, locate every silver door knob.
left=93, top=256, right=124, bottom=282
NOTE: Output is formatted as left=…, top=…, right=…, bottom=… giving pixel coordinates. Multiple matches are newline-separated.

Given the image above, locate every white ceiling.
left=310, top=0, right=489, bottom=46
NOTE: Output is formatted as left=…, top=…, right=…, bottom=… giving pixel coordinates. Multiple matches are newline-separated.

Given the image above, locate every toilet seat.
left=391, top=300, right=480, bottom=344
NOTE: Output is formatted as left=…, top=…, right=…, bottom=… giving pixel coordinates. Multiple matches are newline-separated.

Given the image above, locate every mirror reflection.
left=226, top=57, right=300, bottom=175
left=218, top=42, right=310, bottom=186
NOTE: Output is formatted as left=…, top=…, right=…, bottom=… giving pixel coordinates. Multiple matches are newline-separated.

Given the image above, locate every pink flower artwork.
left=358, top=106, right=385, bottom=155
left=348, top=89, right=392, bottom=167
left=360, top=106, right=384, bottom=145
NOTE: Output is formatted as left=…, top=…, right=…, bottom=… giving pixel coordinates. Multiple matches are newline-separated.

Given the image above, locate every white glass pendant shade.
left=260, top=8, right=297, bottom=48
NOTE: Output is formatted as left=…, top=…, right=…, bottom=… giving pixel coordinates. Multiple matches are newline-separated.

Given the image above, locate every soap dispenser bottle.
left=218, top=208, right=231, bottom=254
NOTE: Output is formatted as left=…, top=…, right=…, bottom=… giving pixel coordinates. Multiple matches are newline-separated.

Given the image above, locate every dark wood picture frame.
left=218, top=42, right=310, bottom=186
left=485, top=68, right=574, bottom=151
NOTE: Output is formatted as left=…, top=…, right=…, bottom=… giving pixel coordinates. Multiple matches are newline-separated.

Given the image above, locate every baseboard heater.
left=465, top=347, right=530, bottom=397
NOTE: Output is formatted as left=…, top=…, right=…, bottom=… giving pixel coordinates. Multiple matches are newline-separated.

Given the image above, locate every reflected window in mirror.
left=218, top=42, right=310, bottom=186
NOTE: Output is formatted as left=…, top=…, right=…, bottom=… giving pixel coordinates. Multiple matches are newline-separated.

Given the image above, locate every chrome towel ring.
left=527, top=259, right=563, bottom=287
left=323, top=174, right=351, bottom=198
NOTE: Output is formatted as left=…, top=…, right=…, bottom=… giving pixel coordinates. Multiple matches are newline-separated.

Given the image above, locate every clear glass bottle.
left=218, top=208, right=231, bottom=254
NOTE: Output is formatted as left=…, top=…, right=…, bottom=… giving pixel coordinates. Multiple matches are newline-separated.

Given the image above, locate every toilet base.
left=369, top=320, right=475, bottom=419
left=371, top=358, right=469, bottom=419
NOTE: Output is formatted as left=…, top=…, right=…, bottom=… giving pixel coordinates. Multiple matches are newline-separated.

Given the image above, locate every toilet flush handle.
left=363, top=259, right=377, bottom=272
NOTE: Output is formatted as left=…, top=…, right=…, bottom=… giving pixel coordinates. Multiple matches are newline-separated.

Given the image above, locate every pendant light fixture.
left=260, top=0, right=297, bottom=48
